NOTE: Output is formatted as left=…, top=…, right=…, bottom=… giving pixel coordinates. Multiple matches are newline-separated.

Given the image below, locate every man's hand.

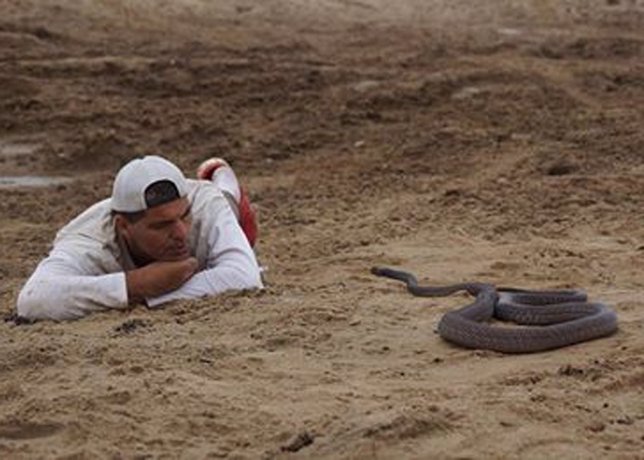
left=125, top=257, right=198, bottom=304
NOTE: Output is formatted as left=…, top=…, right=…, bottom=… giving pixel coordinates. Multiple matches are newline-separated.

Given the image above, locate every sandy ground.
left=1, top=0, right=643, bottom=458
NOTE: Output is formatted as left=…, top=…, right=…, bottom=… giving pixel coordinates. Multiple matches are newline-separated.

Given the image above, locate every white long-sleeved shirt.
left=16, top=179, right=263, bottom=320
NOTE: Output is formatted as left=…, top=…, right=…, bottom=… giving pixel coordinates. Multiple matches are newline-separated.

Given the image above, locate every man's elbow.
left=16, top=286, right=79, bottom=321
left=16, top=286, right=46, bottom=320
left=233, top=266, right=264, bottom=291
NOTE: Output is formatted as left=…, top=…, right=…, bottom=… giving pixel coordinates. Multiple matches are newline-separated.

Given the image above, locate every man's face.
left=116, top=197, right=192, bottom=264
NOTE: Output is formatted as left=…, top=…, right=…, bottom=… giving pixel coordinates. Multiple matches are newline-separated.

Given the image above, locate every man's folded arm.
left=17, top=251, right=129, bottom=321
left=147, top=209, right=262, bottom=307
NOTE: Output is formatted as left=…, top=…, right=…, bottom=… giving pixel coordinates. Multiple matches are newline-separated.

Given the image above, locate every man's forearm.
left=124, top=258, right=199, bottom=303
left=16, top=249, right=132, bottom=320
left=147, top=259, right=262, bottom=307
left=17, top=270, right=129, bottom=320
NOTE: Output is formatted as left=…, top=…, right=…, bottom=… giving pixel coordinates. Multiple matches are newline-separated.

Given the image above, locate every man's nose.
left=171, top=220, right=190, bottom=240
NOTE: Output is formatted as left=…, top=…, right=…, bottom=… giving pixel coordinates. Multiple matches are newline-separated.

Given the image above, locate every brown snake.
left=372, top=267, right=618, bottom=353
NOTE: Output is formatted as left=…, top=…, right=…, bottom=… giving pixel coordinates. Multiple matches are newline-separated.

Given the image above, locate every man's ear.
left=114, top=214, right=130, bottom=238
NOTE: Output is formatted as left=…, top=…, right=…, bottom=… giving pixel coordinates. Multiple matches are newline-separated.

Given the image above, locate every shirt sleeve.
left=146, top=202, right=263, bottom=308
left=16, top=248, right=129, bottom=321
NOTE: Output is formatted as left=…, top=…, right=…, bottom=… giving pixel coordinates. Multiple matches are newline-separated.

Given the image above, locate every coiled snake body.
left=372, top=267, right=618, bottom=353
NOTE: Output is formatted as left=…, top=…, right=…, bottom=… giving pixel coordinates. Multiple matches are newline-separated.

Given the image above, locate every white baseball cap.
left=110, top=155, right=188, bottom=212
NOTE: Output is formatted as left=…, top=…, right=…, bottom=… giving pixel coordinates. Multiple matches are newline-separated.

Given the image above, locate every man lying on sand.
left=16, top=155, right=263, bottom=321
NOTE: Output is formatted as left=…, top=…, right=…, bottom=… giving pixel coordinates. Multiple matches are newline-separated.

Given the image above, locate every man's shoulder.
left=47, top=198, right=120, bottom=273
left=55, top=198, right=114, bottom=246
